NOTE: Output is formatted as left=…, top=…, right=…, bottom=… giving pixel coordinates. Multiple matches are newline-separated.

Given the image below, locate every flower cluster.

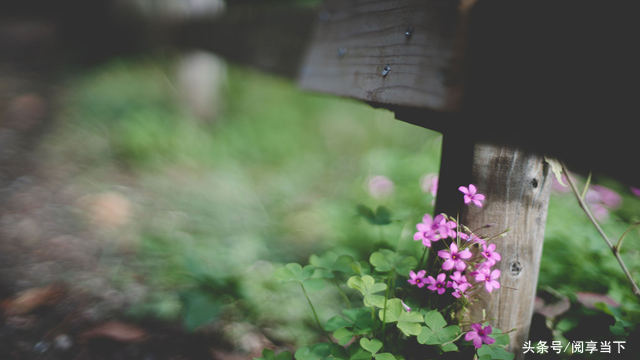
left=409, top=184, right=503, bottom=348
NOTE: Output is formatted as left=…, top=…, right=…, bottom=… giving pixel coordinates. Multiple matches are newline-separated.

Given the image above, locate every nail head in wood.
left=382, top=64, right=391, bottom=77
left=404, top=26, right=413, bottom=39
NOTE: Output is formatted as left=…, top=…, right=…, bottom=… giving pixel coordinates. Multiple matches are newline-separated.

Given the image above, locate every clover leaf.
left=274, top=263, right=325, bottom=292
left=310, top=252, right=357, bottom=278
left=253, top=349, right=292, bottom=360
left=357, top=205, right=393, bottom=226
left=360, top=338, right=382, bottom=354
left=369, top=249, right=417, bottom=276
left=378, top=299, right=423, bottom=336
left=347, top=275, right=387, bottom=308
left=294, top=342, right=333, bottom=360
left=417, top=310, right=460, bottom=350
left=476, top=329, right=514, bottom=360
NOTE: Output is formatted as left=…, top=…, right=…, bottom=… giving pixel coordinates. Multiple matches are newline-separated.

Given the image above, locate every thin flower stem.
left=300, top=283, right=334, bottom=343
left=561, top=164, right=640, bottom=298
left=617, top=221, right=640, bottom=252
left=333, top=278, right=351, bottom=309
left=380, top=273, right=393, bottom=350
left=418, top=246, right=428, bottom=269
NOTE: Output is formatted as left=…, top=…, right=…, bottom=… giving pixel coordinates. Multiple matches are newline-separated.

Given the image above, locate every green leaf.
left=477, top=343, right=515, bottom=360
left=423, top=310, right=447, bottom=330
left=347, top=275, right=387, bottom=308
left=331, top=344, right=349, bottom=360
left=334, top=327, right=356, bottom=346
left=369, top=250, right=416, bottom=276
left=357, top=205, right=393, bottom=226
left=478, top=355, right=492, bottom=360
left=274, top=263, right=315, bottom=283
left=360, top=338, right=382, bottom=354
left=302, top=278, right=325, bottom=292
left=253, top=349, right=292, bottom=360
left=373, top=206, right=392, bottom=225
left=370, top=252, right=393, bottom=272
left=351, top=261, right=371, bottom=276
left=348, top=344, right=373, bottom=360
left=179, top=290, right=224, bottom=331
left=342, top=307, right=375, bottom=331
left=417, top=310, right=460, bottom=345
left=295, top=343, right=333, bottom=360
left=439, top=342, right=458, bottom=352
left=325, top=315, right=352, bottom=332
left=374, top=353, right=395, bottom=360
left=310, top=252, right=357, bottom=278
left=378, top=299, right=423, bottom=336
left=610, top=320, right=629, bottom=336
left=357, top=204, right=376, bottom=223
left=491, top=329, right=511, bottom=347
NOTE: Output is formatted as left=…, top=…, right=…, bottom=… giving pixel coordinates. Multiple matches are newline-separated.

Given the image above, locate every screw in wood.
left=382, top=64, right=391, bottom=77
left=405, top=26, right=414, bottom=39
left=336, top=47, right=347, bottom=58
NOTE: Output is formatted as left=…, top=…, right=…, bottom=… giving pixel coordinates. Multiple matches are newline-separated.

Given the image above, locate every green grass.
left=48, top=53, right=640, bottom=349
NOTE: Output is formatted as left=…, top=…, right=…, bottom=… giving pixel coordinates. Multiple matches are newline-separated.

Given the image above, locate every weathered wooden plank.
left=433, top=137, right=551, bottom=359
left=298, top=0, right=471, bottom=111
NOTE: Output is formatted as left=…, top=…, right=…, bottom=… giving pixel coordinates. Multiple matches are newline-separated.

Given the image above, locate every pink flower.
left=438, top=215, right=457, bottom=239
left=420, top=174, right=438, bottom=197
left=408, top=270, right=427, bottom=288
left=475, top=268, right=501, bottom=293
left=481, top=243, right=501, bottom=265
left=465, top=323, right=495, bottom=348
left=459, top=184, right=485, bottom=207
left=401, top=300, right=411, bottom=312
left=631, top=187, right=640, bottom=197
left=413, top=214, right=450, bottom=247
left=367, top=175, right=394, bottom=198
left=590, top=185, right=622, bottom=209
left=427, top=273, right=447, bottom=295
left=449, top=271, right=468, bottom=285
left=450, top=281, right=471, bottom=299
left=438, top=243, right=472, bottom=271
left=459, top=232, right=485, bottom=245
left=468, top=260, right=492, bottom=278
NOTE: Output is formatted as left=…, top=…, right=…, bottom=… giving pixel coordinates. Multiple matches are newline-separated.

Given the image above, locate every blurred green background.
left=44, top=52, right=639, bottom=356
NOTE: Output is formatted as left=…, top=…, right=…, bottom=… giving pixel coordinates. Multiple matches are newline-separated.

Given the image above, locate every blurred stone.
left=176, top=50, right=227, bottom=122
left=76, top=191, right=132, bottom=229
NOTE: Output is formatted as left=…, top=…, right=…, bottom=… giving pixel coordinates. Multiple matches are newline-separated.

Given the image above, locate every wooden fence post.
left=433, top=135, right=552, bottom=358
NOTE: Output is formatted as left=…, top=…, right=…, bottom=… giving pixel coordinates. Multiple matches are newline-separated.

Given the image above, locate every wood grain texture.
left=462, top=144, right=552, bottom=358
left=298, top=0, right=470, bottom=111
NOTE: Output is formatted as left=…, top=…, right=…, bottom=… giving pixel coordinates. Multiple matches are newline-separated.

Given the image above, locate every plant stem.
left=333, top=278, right=351, bottom=309
left=300, top=283, right=334, bottom=343
left=380, top=273, right=393, bottom=350
left=562, top=164, right=640, bottom=298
